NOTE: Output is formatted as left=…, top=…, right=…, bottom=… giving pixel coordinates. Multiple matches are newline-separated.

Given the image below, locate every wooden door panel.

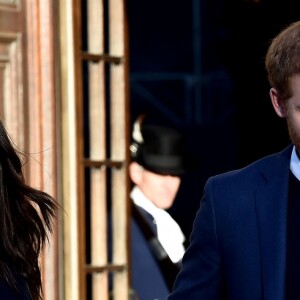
left=0, top=12, right=22, bottom=31
left=0, top=0, right=25, bottom=145
left=0, top=32, right=24, bottom=145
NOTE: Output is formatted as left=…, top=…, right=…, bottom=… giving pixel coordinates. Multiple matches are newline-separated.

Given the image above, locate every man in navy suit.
left=129, top=116, right=187, bottom=300
left=168, top=21, right=300, bottom=300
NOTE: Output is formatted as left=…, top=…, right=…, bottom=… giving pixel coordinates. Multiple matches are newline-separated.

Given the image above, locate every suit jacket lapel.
left=255, top=145, right=292, bottom=300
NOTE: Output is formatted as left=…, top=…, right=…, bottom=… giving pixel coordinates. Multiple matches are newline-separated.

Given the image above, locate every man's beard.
left=287, top=116, right=300, bottom=154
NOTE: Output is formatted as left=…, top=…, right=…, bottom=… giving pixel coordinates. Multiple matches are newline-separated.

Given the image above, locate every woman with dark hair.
left=0, top=121, right=57, bottom=299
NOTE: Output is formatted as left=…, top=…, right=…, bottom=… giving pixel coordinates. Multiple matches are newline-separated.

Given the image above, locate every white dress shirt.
left=290, top=146, right=300, bottom=181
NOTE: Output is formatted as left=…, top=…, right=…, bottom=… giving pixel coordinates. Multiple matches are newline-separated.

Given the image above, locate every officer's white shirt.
left=131, top=186, right=185, bottom=264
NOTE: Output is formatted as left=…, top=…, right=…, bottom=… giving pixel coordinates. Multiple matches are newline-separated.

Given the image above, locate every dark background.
left=127, top=0, right=299, bottom=243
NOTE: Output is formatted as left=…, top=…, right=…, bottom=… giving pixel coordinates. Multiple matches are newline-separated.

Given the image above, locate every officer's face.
left=139, top=169, right=181, bottom=209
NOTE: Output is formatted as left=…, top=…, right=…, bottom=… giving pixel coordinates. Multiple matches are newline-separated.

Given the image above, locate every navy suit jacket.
left=168, top=144, right=293, bottom=300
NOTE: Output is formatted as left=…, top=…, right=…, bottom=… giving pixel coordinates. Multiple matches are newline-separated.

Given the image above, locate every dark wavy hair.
left=0, top=121, right=57, bottom=299
left=265, top=20, right=300, bottom=101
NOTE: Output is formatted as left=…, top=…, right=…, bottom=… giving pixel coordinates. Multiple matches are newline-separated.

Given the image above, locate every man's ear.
left=270, top=87, right=287, bottom=118
left=129, top=162, right=143, bottom=185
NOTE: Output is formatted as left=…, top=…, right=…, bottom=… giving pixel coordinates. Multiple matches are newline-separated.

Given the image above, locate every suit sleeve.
left=168, top=177, right=223, bottom=300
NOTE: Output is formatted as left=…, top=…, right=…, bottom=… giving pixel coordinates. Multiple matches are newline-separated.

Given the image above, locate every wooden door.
left=0, top=1, right=60, bottom=299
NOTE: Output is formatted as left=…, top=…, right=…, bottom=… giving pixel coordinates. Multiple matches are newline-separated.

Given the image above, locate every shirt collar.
left=290, top=145, right=300, bottom=181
